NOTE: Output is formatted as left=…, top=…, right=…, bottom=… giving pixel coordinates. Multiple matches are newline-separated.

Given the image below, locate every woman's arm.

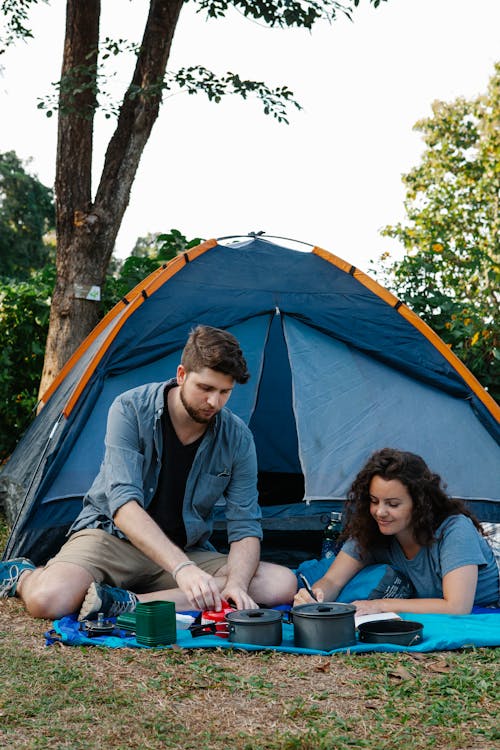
left=294, top=551, right=365, bottom=605
left=352, top=564, right=479, bottom=616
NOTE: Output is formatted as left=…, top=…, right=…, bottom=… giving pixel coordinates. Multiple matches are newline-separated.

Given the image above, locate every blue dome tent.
left=2, top=235, right=499, bottom=564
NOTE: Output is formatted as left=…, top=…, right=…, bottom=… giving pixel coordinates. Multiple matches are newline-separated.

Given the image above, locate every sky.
left=1, top=0, right=499, bottom=271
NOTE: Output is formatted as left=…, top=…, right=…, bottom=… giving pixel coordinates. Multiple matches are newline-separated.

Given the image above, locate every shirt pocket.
left=193, top=473, right=231, bottom=518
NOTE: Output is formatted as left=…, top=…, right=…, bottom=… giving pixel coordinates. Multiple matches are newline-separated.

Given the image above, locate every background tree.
left=379, top=63, right=500, bottom=401
left=1, top=0, right=386, bottom=397
left=0, top=151, right=54, bottom=279
left=0, top=226, right=198, bottom=458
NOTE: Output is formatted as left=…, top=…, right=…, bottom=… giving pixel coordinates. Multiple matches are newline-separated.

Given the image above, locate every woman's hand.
left=293, top=585, right=325, bottom=606
left=351, top=599, right=386, bottom=616
left=293, top=552, right=366, bottom=608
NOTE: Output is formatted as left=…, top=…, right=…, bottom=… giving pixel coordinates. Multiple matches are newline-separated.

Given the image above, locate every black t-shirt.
left=147, top=388, right=204, bottom=549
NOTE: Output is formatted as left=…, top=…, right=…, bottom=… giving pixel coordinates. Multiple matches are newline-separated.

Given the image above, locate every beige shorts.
left=45, top=528, right=228, bottom=593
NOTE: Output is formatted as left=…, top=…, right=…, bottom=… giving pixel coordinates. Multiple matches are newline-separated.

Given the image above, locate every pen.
left=298, top=573, right=318, bottom=601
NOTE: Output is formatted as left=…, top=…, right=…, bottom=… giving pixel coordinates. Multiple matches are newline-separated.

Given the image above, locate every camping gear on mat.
left=116, top=611, right=137, bottom=633
left=116, top=611, right=194, bottom=634
left=80, top=612, right=115, bottom=638
left=226, top=608, right=283, bottom=646
left=288, top=602, right=357, bottom=650
left=358, top=619, right=424, bottom=646
left=198, top=600, right=235, bottom=638
left=134, top=601, right=176, bottom=646
left=2, top=235, right=499, bottom=566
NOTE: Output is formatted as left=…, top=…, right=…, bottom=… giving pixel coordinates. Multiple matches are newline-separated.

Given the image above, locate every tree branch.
left=92, top=0, right=184, bottom=269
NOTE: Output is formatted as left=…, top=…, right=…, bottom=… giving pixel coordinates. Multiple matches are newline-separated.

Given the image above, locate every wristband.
left=172, top=560, right=196, bottom=582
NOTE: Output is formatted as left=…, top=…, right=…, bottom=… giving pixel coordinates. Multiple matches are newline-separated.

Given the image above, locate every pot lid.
left=292, top=602, right=356, bottom=617
left=226, top=608, right=282, bottom=624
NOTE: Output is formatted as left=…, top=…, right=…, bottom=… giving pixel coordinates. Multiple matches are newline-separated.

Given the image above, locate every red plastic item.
left=201, top=600, right=235, bottom=638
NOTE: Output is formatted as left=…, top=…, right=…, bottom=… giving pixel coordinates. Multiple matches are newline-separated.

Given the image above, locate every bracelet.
left=172, top=560, right=196, bottom=582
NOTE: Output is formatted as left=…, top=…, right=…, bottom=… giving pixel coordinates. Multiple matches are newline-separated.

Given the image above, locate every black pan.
left=358, top=619, right=423, bottom=646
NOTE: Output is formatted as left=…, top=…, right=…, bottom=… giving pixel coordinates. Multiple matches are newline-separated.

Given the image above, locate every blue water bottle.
left=321, top=512, right=343, bottom=559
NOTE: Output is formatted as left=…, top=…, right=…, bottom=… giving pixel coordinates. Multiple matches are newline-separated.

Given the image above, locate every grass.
left=1, top=515, right=499, bottom=750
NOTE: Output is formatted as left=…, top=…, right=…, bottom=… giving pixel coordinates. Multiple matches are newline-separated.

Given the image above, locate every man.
left=1, top=326, right=297, bottom=620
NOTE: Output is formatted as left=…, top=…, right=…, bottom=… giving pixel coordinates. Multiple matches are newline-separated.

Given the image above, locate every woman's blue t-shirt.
left=341, top=514, right=499, bottom=606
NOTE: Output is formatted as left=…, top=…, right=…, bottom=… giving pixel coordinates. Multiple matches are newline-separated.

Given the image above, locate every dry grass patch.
left=1, top=598, right=499, bottom=749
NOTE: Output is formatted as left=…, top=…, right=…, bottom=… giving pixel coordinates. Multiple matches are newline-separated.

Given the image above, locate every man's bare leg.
left=16, top=562, right=94, bottom=620
left=248, top=561, right=297, bottom=605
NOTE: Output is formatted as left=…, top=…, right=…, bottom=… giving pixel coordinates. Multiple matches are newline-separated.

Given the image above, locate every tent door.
left=249, top=310, right=304, bottom=507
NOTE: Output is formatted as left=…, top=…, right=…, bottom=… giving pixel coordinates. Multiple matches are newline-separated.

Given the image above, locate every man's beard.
left=179, top=386, right=214, bottom=424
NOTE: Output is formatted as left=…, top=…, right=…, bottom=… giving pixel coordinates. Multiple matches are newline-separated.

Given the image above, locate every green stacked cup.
left=135, top=601, right=176, bottom=646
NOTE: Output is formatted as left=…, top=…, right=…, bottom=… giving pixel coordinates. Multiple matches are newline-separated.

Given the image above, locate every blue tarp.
left=46, top=562, right=500, bottom=653
left=47, top=611, right=500, bottom=654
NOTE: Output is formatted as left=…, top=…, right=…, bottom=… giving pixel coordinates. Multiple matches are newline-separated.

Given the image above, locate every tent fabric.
left=285, top=316, right=500, bottom=500
left=2, top=236, right=499, bottom=565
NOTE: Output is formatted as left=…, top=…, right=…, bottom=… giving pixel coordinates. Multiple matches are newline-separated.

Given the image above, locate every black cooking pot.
left=357, top=619, right=424, bottom=646
left=289, top=602, right=357, bottom=650
left=226, top=608, right=283, bottom=646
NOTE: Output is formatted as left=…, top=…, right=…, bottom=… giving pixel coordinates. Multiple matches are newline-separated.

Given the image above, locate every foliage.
left=0, top=148, right=54, bottom=457
left=27, top=2, right=387, bottom=123
left=0, top=229, right=200, bottom=457
left=378, top=63, right=500, bottom=401
left=192, top=0, right=387, bottom=27
left=0, top=150, right=55, bottom=279
left=39, top=62, right=303, bottom=125
left=132, top=228, right=204, bottom=260
left=0, top=264, right=55, bottom=460
left=0, top=0, right=44, bottom=51
left=102, top=229, right=204, bottom=314
left=0, top=0, right=389, bottom=50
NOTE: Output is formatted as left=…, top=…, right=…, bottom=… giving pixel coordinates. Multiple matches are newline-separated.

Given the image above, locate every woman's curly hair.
left=341, top=448, right=483, bottom=559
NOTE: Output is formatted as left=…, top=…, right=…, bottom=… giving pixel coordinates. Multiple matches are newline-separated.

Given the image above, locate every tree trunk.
left=39, top=0, right=184, bottom=398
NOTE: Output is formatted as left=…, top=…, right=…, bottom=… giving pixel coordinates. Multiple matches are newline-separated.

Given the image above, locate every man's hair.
left=181, top=325, right=250, bottom=384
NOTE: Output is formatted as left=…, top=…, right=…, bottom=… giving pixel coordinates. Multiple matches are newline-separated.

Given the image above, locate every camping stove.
left=80, top=612, right=115, bottom=637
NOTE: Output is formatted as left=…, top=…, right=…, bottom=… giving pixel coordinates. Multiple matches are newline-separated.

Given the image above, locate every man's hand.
left=220, top=536, right=261, bottom=610
left=221, top=583, right=257, bottom=611
left=175, top=565, right=222, bottom=611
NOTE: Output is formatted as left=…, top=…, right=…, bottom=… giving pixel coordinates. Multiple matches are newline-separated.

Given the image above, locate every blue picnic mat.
left=46, top=610, right=500, bottom=654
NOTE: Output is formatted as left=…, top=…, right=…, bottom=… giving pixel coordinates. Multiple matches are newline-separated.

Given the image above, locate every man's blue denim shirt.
left=69, top=380, right=263, bottom=550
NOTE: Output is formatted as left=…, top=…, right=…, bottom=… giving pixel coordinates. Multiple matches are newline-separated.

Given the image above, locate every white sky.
left=1, top=0, right=499, bottom=271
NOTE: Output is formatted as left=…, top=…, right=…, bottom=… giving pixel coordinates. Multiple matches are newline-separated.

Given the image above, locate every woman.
left=295, top=448, right=500, bottom=615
